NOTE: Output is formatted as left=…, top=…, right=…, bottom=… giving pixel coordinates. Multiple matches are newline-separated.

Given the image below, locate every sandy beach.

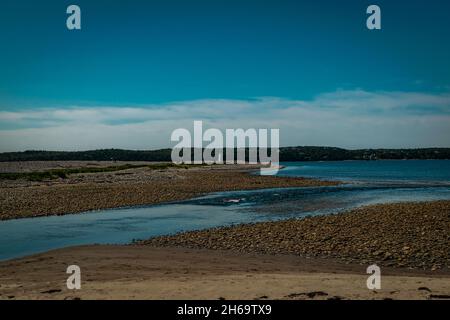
left=0, top=245, right=449, bottom=300
left=0, top=162, right=336, bottom=220
left=0, top=200, right=449, bottom=300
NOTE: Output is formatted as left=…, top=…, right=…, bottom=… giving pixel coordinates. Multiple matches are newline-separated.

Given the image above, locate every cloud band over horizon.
left=1, top=89, right=449, bottom=152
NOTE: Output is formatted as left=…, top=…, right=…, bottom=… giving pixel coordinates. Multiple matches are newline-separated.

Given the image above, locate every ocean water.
left=0, top=160, right=449, bottom=261
left=277, top=160, right=450, bottom=184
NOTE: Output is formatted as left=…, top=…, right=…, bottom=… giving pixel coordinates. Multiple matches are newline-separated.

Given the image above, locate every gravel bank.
left=140, top=201, right=450, bottom=271
left=0, top=162, right=337, bottom=220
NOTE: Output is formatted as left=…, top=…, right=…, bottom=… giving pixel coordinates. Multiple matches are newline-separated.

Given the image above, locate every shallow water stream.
left=1, top=160, right=449, bottom=261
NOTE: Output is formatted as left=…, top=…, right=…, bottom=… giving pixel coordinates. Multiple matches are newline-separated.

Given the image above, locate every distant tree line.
left=0, top=149, right=173, bottom=162
left=280, top=147, right=450, bottom=161
left=0, top=147, right=449, bottom=162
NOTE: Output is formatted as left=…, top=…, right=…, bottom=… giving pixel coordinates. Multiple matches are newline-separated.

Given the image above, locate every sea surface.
left=0, top=160, right=449, bottom=260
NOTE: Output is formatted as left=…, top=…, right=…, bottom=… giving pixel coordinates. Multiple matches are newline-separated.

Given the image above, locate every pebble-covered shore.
left=140, top=201, right=450, bottom=270
left=0, top=162, right=337, bottom=220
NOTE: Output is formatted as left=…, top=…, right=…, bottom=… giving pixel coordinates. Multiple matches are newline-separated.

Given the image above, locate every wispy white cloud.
left=313, top=90, right=450, bottom=111
left=0, top=90, right=449, bottom=151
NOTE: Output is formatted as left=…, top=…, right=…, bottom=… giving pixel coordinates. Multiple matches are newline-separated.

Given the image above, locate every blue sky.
left=0, top=0, right=449, bottom=151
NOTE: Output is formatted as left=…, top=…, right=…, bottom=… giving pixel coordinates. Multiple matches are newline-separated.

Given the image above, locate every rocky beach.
left=140, top=201, right=450, bottom=271
left=0, top=161, right=336, bottom=220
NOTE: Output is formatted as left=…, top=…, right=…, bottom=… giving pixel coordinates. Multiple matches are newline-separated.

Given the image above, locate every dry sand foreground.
left=0, top=246, right=449, bottom=300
